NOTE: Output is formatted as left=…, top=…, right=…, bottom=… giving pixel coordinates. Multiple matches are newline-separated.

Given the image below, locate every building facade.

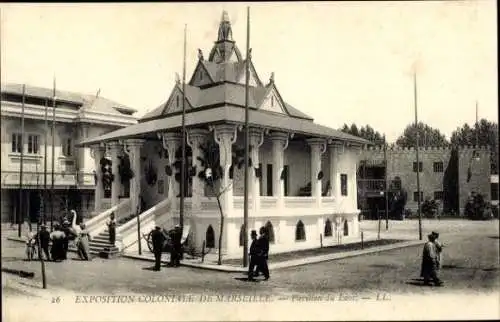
left=358, top=145, right=492, bottom=219
left=79, top=11, right=370, bottom=257
left=0, top=84, right=137, bottom=223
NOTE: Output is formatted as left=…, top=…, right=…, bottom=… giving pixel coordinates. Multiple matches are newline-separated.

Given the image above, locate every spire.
left=208, top=10, right=243, bottom=63
left=217, top=10, right=233, bottom=42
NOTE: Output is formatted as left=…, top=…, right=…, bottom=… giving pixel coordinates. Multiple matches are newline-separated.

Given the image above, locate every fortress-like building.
left=357, top=145, right=492, bottom=219
left=79, top=11, right=370, bottom=257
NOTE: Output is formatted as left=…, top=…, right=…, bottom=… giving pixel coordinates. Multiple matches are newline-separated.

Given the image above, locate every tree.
left=396, top=122, right=449, bottom=148
left=340, top=123, right=385, bottom=145
left=450, top=119, right=498, bottom=174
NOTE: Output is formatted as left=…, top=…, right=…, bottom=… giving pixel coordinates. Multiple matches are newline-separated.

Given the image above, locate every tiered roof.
left=81, top=11, right=370, bottom=146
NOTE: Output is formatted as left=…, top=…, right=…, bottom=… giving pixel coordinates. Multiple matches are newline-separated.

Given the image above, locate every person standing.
left=169, top=225, right=182, bottom=267
left=50, top=224, right=66, bottom=262
left=37, top=225, right=51, bottom=261
left=107, top=212, right=117, bottom=246
left=151, top=226, right=166, bottom=271
left=420, top=233, right=443, bottom=286
left=247, top=230, right=259, bottom=281
left=76, top=223, right=92, bottom=261
left=257, top=227, right=270, bottom=281
left=431, top=231, right=444, bottom=269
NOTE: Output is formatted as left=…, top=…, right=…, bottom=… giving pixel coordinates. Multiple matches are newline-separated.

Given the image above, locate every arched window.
left=176, top=96, right=180, bottom=108
left=324, top=219, right=333, bottom=237
left=239, top=224, right=244, bottom=247
left=206, top=225, right=215, bottom=248
left=343, top=220, right=349, bottom=236
left=265, top=221, right=275, bottom=243
left=295, top=220, right=306, bottom=241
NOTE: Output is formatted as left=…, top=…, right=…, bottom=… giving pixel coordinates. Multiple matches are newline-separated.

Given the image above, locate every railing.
left=201, top=197, right=219, bottom=211
left=1, top=170, right=78, bottom=187
left=260, top=197, right=278, bottom=209
left=84, top=199, right=130, bottom=237
left=233, top=196, right=253, bottom=209
left=119, top=198, right=172, bottom=251
left=357, top=179, right=386, bottom=192
left=284, top=196, right=315, bottom=208
left=322, top=197, right=336, bottom=208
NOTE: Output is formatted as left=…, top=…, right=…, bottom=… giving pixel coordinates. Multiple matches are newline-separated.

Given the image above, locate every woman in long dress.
left=50, top=224, right=66, bottom=262
left=76, top=223, right=91, bottom=260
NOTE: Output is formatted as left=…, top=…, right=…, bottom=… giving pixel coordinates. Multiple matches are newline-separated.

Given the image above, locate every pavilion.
left=80, top=11, right=371, bottom=256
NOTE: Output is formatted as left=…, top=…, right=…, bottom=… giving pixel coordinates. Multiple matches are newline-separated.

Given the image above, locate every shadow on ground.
left=234, top=277, right=260, bottom=283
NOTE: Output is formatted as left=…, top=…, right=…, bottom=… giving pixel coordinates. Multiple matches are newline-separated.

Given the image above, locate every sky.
left=1, top=1, right=497, bottom=143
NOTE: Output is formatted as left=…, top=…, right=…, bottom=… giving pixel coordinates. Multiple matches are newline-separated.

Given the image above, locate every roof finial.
left=175, top=73, right=180, bottom=85
left=198, top=49, right=204, bottom=60
left=217, top=10, right=233, bottom=41
left=270, top=72, right=274, bottom=83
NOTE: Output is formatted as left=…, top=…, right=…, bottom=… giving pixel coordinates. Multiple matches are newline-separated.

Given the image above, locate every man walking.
left=151, top=226, right=166, bottom=271
left=247, top=230, right=259, bottom=281
left=257, top=227, right=270, bottom=281
left=420, top=232, right=443, bottom=286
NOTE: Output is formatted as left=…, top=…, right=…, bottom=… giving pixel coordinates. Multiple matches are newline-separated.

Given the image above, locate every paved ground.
left=2, top=220, right=498, bottom=294
left=2, top=220, right=499, bottom=321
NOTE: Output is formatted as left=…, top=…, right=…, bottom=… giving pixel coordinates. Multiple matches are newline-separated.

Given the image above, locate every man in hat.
left=420, top=232, right=443, bottom=286
left=169, top=225, right=182, bottom=267
left=256, top=226, right=270, bottom=281
left=247, top=230, right=259, bottom=281
left=37, top=225, right=51, bottom=261
left=151, top=226, right=166, bottom=271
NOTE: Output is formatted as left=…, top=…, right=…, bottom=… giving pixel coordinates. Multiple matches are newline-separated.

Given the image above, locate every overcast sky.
left=1, top=1, right=497, bottom=142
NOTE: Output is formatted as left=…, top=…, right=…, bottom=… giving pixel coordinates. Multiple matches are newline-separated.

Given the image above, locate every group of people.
left=26, top=210, right=92, bottom=262
left=248, top=227, right=270, bottom=281
left=151, top=224, right=183, bottom=271
left=420, top=231, right=444, bottom=286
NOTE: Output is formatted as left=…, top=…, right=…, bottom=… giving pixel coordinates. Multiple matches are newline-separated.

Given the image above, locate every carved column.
left=350, top=144, right=363, bottom=237
left=307, top=138, right=327, bottom=207
left=123, top=139, right=145, bottom=214
left=211, top=124, right=237, bottom=218
left=249, top=128, right=265, bottom=214
left=329, top=141, right=344, bottom=201
left=90, top=144, right=106, bottom=212
left=186, top=129, right=210, bottom=211
left=107, top=141, right=122, bottom=206
left=161, top=132, right=182, bottom=211
left=271, top=132, right=289, bottom=210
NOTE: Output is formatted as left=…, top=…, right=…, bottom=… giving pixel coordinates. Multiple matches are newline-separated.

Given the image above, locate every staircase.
left=80, top=199, right=131, bottom=257
left=88, top=230, right=121, bottom=257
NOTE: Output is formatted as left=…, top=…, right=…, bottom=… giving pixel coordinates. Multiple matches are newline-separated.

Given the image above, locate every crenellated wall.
left=359, top=145, right=492, bottom=214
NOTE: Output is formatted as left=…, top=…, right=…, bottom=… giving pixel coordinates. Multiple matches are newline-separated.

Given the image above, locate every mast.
left=243, top=6, right=251, bottom=267
left=18, top=84, right=26, bottom=237
left=44, top=98, right=48, bottom=225
left=414, top=71, right=422, bottom=240
left=51, top=77, right=56, bottom=230
left=180, top=24, right=187, bottom=232
left=384, top=134, right=389, bottom=230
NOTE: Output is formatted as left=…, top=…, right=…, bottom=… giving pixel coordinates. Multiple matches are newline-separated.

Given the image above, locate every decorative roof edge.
left=361, top=145, right=491, bottom=151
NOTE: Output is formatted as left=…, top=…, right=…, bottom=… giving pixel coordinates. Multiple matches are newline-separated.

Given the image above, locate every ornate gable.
left=189, top=61, right=214, bottom=87
left=236, top=63, right=259, bottom=87
left=259, top=86, right=288, bottom=115
left=162, top=86, right=192, bottom=115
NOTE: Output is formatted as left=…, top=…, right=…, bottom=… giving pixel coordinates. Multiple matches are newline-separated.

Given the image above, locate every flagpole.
left=51, top=77, right=56, bottom=230
left=243, top=6, right=251, bottom=268
left=18, top=85, right=26, bottom=237
left=180, top=24, right=187, bottom=233
left=475, top=101, right=479, bottom=147
left=384, top=134, right=389, bottom=230
left=44, top=98, right=48, bottom=225
left=414, top=71, right=422, bottom=240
